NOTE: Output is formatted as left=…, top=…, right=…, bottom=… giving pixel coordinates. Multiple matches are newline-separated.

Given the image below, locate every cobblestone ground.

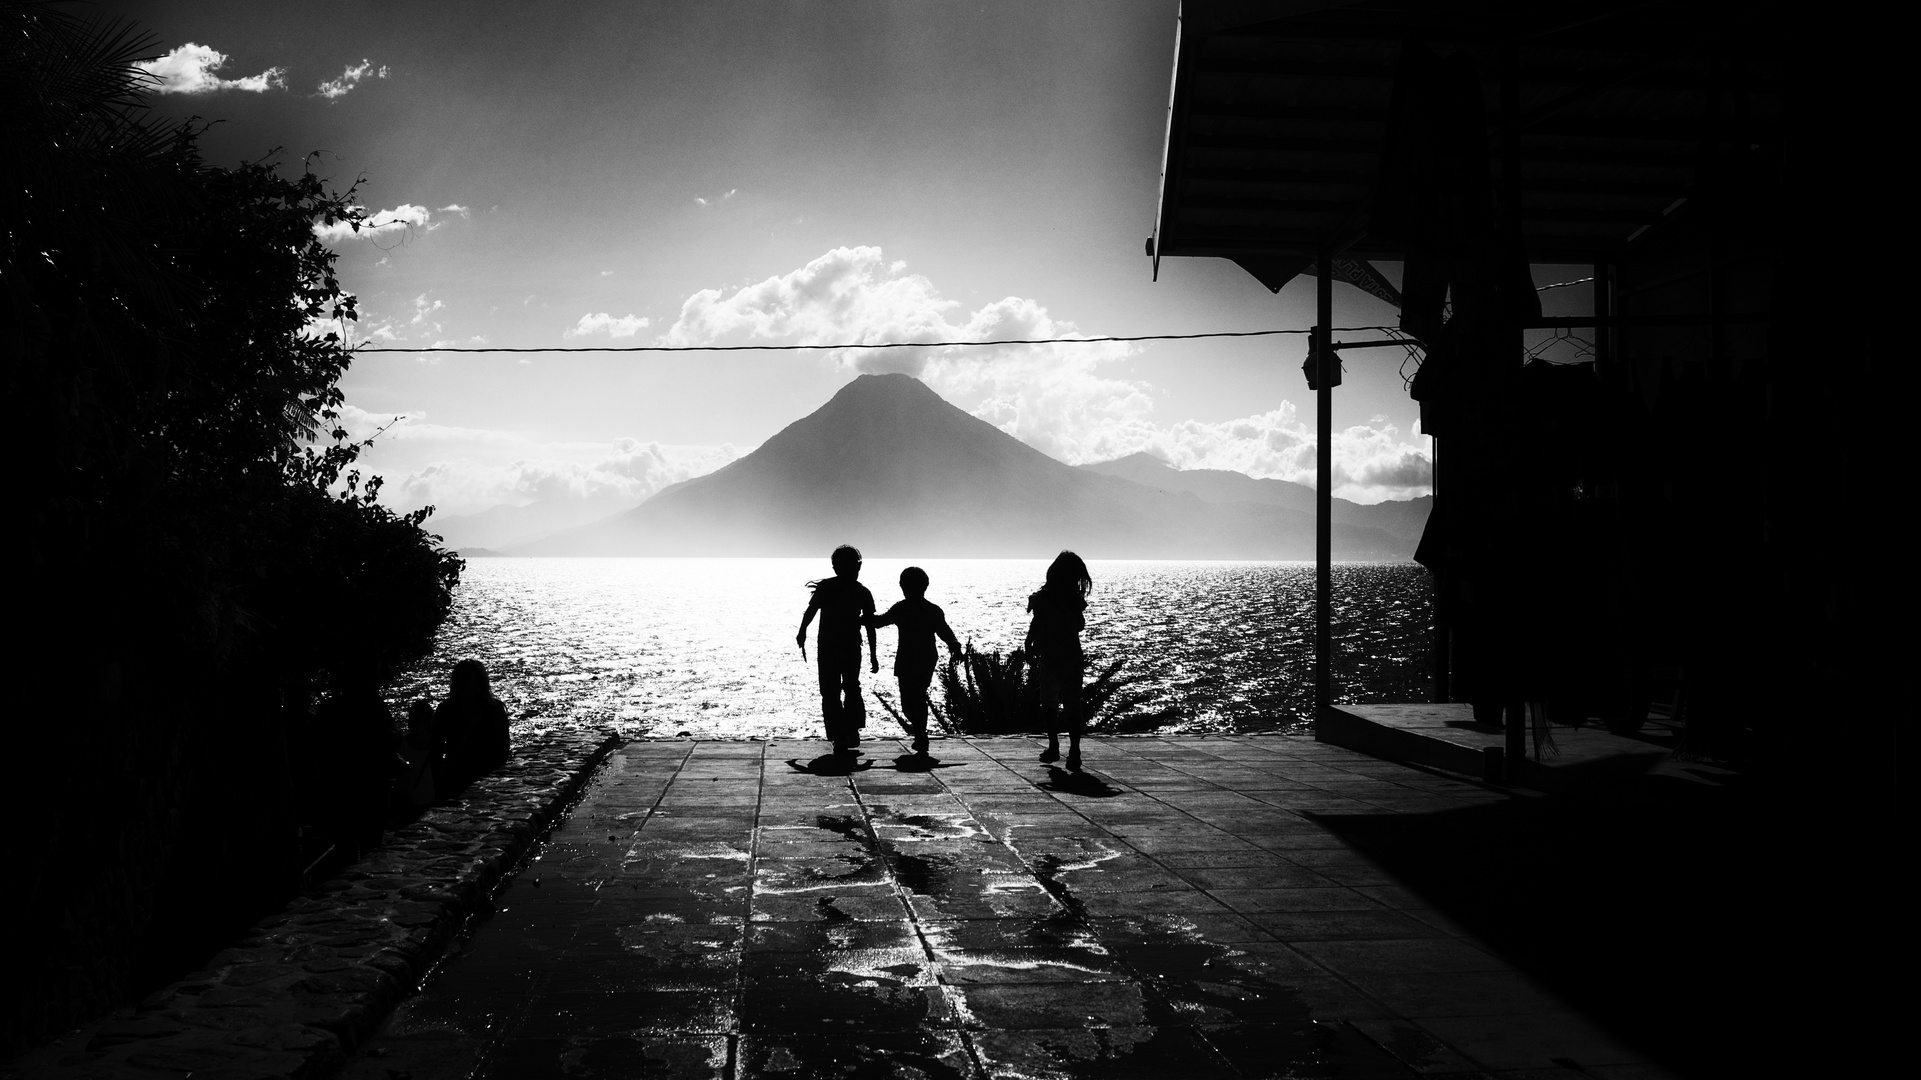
left=341, top=737, right=1675, bottom=1080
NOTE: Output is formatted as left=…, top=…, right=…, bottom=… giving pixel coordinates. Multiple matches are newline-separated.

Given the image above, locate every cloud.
left=315, top=59, right=389, bottom=100
left=565, top=312, right=651, bottom=340
left=662, top=245, right=1432, bottom=502
left=1115, top=410, right=1431, bottom=502
left=660, top=245, right=962, bottom=369
left=694, top=188, right=739, bottom=207
left=408, top=293, right=444, bottom=327
left=364, top=429, right=744, bottom=517
left=439, top=204, right=470, bottom=217
left=312, top=203, right=439, bottom=245
left=136, top=43, right=285, bottom=95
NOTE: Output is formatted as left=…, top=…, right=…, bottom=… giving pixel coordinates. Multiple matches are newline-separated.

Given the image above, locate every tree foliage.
left=6, top=0, right=458, bottom=676
left=5, top=0, right=459, bottom=1050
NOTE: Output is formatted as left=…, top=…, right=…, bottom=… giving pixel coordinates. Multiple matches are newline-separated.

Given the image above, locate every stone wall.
left=9, top=729, right=620, bottom=1080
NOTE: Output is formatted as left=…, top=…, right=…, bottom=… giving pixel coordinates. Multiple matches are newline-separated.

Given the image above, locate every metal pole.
left=1315, top=251, right=1333, bottom=721
left=1432, top=434, right=1448, bottom=702
left=1500, top=38, right=1527, bottom=772
left=1592, top=261, right=1612, bottom=375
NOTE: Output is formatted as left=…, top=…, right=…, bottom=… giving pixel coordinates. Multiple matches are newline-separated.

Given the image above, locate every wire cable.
left=345, top=327, right=1406, bottom=354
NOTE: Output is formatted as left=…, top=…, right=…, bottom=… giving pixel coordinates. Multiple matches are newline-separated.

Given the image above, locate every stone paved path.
left=342, top=737, right=1677, bottom=1079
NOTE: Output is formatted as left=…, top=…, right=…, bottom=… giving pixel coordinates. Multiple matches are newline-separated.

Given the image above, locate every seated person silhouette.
left=393, top=699, right=440, bottom=816
left=1027, top=551, right=1092, bottom=773
left=797, top=545, right=877, bottom=756
left=870, top=566, right=963, bottom=758
left=435, top=659, right=510, bottom=795
left=312, top=658, right=403, bottom=857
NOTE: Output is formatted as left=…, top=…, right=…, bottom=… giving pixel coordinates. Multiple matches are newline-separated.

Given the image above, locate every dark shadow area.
left=1036, top=767, right=1122, bottom=798
left=1310, top=786, right=1862, bottom=1078
left=786, top=755, right=875, bottom=777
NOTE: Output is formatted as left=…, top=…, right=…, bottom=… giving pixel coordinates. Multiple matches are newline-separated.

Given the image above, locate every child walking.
left=797, top=545, right=878, bottom=755
left=871, top=566, right=964, bottom=757
left=1026, top=551, right=1092, bottom=772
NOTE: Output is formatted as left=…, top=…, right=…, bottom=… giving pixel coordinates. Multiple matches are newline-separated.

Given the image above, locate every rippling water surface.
left=389, top=558, right=1434, bottom=739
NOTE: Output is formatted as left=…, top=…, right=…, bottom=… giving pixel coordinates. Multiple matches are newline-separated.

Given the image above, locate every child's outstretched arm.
left=796, top=600, right=818, bottom=659
left=865, top=596, right=879, bottom=674
left=937, top=611, right=963, bottom=663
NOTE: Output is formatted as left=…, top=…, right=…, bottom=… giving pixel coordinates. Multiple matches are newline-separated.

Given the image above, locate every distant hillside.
left=1079, top=451, right=1431, bottom=544
left=430, top=497, right=633, bottom=552
left=517, top=374, right=1414, bottom=559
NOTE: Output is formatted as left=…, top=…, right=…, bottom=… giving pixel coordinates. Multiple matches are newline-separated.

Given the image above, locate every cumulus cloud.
left=564, top=313, right=650, bottom=340
left=312, top=203, right=439, bottom=245
left=136, top=44, right=285, bottom=94
left=662, top=245, right=1432, bottom=502
left=658, top=245, right=1149, bottom=460
left=408, top=293, right=445, bottom=328
left=694, top=188, right=738, bottom=206
left=661, top=245, right=964, bottom=370
left=316, top=59, right=389, bottom=100
left=384, top=438, right=742, bottom=516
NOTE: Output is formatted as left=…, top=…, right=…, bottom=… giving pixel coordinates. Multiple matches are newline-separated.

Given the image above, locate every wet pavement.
left=339, top=737, right=1678, bottom=1079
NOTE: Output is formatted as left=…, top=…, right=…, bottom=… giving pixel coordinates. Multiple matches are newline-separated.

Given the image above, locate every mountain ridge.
left=514, top=374, right=1420, bottom=559
left=1078, top=452, right=1430, bottom=543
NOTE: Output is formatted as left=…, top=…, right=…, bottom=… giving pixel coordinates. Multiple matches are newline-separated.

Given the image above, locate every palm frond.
left=936, top=644, right=1153, bottom=736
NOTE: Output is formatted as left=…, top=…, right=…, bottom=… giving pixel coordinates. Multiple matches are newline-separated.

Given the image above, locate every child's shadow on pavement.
left=786, top=755, right=874, bottom=776
left=1038, top=767, right=1121, bottom=797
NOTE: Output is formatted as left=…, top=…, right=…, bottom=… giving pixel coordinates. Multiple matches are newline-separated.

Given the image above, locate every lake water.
left=388, top=558, right=1435, bottom=740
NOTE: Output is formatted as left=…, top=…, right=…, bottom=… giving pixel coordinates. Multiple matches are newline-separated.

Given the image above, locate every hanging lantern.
left=1302, top=337, right=1342, bottom=390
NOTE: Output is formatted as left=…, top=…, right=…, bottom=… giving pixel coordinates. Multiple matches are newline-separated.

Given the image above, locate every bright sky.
left=110, top=0, right=1489, bottom=520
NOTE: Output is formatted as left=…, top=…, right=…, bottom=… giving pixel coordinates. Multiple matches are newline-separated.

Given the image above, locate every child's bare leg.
left=1039, top=702, right=1061, bottom=762
left=844, top=667, right=865, bottom=749
left=1065, top=686, right=1084, bottom=773
left=903, top=676, right=931, bottom=755
left=818, top=662, right=841, bottom=747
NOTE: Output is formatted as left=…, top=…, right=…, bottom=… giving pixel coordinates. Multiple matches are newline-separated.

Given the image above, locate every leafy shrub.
left=7, top=1, right=460, bottom=1050
left=906, top=645, right=1150, bottom=737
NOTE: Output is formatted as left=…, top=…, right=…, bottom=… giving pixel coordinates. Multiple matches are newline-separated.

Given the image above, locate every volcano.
left=515, top=374, right=1412, bottom=559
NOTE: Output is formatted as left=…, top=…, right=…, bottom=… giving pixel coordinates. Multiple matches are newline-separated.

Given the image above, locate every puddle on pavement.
left=889, top=850, right=957, bottom=897
left=353, top=755, right=1417, bottom=1079
left=741, top=1031, right=974, bottom=1080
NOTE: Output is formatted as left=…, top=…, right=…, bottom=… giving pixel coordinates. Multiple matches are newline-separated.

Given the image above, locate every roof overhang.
left=1150, top=0, right=1784, bottom=291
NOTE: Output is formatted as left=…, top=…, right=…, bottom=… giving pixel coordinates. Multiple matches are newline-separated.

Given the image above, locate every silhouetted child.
left=313, top=659, right=403, bottom=856
left=394, top=699, right=439, bottom=815
left=871, top=566, right=963, bottom=757
left=436, top=659, right=510, bottom=794
left=797, top=545, right=878, bottom=755
left=1026, top=551, right=1092, bottom=772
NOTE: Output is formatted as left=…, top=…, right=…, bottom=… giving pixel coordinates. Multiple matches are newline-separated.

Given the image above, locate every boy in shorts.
left=871, top=566, right=963, bottom=757
left=797, top=545, right=878, bottom=755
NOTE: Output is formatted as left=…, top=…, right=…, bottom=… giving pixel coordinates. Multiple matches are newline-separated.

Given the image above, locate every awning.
left=1150, top=0, right=1784, bottom=291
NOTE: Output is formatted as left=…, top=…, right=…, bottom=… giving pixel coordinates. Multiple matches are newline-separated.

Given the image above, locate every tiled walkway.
left=342, top=737, right=1675, bottom=1079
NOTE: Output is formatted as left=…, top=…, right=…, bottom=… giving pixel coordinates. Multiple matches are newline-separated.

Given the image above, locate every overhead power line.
left=347, top=327, right=1407, bottom=354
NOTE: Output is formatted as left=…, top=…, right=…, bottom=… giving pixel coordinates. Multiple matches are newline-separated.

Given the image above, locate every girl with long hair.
left=436, top=659, right=510, bottom=794
left=1026, top=551, right=1092, bottom=772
